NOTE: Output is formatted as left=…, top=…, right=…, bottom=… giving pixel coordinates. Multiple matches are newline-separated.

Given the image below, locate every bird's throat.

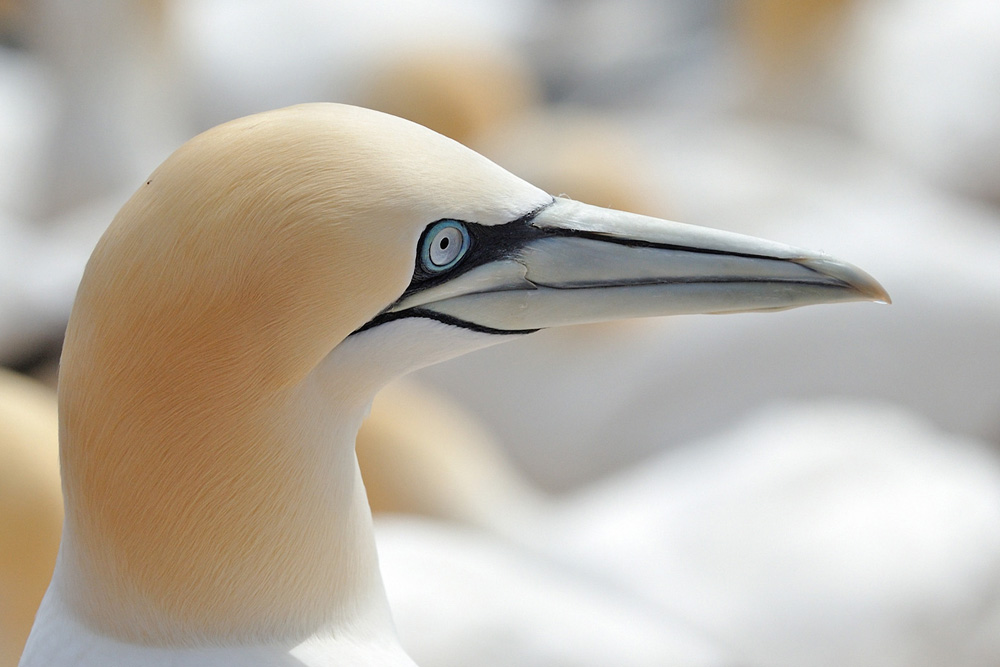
left=57, top=362, right=392, bottom=647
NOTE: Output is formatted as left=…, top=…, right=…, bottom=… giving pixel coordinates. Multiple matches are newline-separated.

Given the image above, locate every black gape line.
left=354, top=308, right=539, bottom=337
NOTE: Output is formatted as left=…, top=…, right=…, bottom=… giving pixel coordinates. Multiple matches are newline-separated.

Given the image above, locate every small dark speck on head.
left=146, top=179, right=152, bottom=186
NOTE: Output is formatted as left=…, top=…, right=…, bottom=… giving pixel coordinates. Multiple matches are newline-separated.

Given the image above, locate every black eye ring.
left=420, top=220, right=471, bottom=273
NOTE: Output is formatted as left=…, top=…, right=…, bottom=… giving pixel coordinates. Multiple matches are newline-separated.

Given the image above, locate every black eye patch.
left=401, top=200, right=556, bottom=299
left=351, top=199, right=556, bottom=336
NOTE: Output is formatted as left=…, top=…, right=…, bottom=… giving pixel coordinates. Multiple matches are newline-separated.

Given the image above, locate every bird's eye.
left=420, top=220, right=471, bottom=272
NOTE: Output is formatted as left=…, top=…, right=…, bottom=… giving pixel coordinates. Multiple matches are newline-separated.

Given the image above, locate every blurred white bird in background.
left=843, top=0, right=1000, bottom=206
left=359, top=379, right=1000, bottom=667
left=543, top=400, right=1000, bottom=667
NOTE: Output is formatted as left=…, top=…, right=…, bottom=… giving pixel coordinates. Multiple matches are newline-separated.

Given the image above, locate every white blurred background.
left=2, top=1, right=1000, bottom=666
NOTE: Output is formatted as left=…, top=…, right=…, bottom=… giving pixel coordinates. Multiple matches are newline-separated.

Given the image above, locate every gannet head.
left=51, top=103, right=887, bottom=653
left=72, top=103, right=886, bottom=391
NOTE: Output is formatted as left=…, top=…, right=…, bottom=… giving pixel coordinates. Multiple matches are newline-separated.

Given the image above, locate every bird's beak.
left=383, top=197, right=890, bottom=334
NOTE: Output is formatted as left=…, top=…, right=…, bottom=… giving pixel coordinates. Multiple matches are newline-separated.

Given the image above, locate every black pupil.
left=439, top=236, right=450, bottom=250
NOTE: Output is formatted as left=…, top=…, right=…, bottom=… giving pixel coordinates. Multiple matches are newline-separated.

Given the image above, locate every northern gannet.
left=0, top=368, right=61, bottom=667
left=359, top=387, right=1000, bottom=666
left=173, top=0, right=532, bottom=129
left=374, top=515, right=733, bottom=667
left=546, top=400, right=1000, bottom=667
left=20, top=103, right=886, bottom=666
left=362, top=44, right=539, bottom=150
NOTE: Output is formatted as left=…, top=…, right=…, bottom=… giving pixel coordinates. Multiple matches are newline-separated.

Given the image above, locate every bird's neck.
left=56, top=356, right=395, bottom=648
